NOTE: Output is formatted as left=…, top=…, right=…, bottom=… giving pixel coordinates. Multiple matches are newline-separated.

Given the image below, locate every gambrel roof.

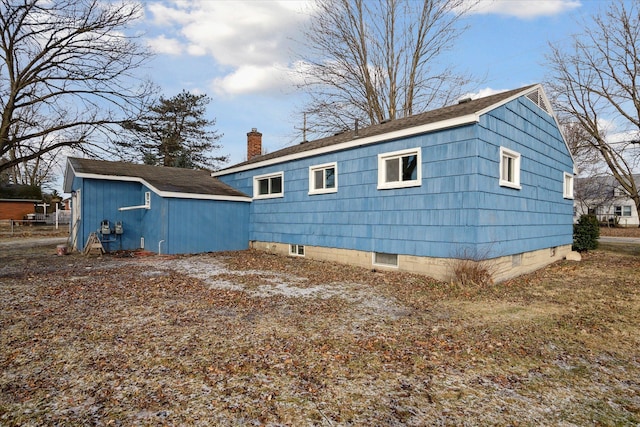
left=64, top=157, right=250, bottom=201
left=214, top=84, right=560, bottom=176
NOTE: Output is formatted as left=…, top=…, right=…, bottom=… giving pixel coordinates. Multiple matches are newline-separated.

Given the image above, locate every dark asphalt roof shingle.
left=223, top=84, right=538, bottom=170
left=67, top=157, right=249, bottom=198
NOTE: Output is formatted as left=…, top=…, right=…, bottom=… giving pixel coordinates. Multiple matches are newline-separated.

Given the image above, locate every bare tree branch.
left=546, top=0, right=640, bottom=224
left=295, top=0, right=475, bottom=139
left=0, top=0, right=155, bottom=176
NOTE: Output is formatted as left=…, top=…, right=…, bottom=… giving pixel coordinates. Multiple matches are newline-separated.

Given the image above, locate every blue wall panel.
left=77, top=179, right=144, bottom=252
left=162, top=198, right=249, bottom=255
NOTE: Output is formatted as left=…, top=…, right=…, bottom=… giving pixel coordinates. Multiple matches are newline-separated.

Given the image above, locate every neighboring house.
left=0, top=184, right=41, bottom=220
left=212, top=84, right=575, bottom=282
left=64, top=84, right=575, bottom=281
left=574, top=175, right=640, bottom=227
left=0, top=199, right=39, bottom=220
left=63, top=158, right=251, bottom=254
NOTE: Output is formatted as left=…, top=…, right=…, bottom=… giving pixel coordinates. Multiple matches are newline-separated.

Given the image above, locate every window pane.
left=325, top=168, right=335, bottom=188
left=502, top=155, right=514, bottom=182
left=258, top=178, right=269, bottom=195
left=501, top=156, right=508, bottom=181
left=270, top=176, right=282, bottom=194
left=385, top=158, right=399, bottom=182
left=624, top=206, right=632, bottom=216
left=374, top=252, right=398, bottom=266
left=314, top=170, right=324, bottom=190
left=615, top=206, right=622, bottom=216
left=402, top=155, right=417, bottom=181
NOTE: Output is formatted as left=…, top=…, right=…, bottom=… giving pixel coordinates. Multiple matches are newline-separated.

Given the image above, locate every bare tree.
left=546, top=0, right=640, bottom=223
left=296, top=0, right=474, bottom=138
left=0, top=0, right=154, bottom=177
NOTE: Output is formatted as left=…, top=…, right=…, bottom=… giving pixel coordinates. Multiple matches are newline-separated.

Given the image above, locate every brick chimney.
left=247, top=128, right=262, bottom=160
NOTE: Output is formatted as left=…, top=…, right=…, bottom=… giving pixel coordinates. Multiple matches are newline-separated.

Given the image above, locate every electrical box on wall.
left=115, top=221, right=123, bottom=235
left=101, top=220, right=110, bottom=235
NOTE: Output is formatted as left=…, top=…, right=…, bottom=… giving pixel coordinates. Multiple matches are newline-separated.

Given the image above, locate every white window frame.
left=377, top=147, right=422, bottom=190
left=289, top=244, right=305, bottom=256
left=309, top=162, right=338, bottom=195
left=563, top=172, right=574, bottom=199
left=253, top=172, right=284, bottom=199
left=613, top=187, right=627, bottom=197
left=499, top=147, right=521, bottom=189
left=614, top=205, right=632, bottom=217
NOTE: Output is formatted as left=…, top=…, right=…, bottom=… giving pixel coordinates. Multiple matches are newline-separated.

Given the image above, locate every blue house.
left=63, top=158, right=251, bottom=255
left=213, top=84, right=575, bottom=281
left=64, top=84, right=574, bottom=281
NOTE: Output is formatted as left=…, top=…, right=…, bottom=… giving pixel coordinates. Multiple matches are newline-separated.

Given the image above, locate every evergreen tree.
left=120, top=91, right=228, bottom=170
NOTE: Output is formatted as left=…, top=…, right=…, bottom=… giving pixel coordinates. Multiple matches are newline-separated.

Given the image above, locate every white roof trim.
left=67, top=167, right=252, bottom=203
left=212, top=113, right=481, bottom=176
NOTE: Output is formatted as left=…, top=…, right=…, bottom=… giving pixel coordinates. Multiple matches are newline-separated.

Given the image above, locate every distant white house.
left=574, top=175, right=640, bottom=227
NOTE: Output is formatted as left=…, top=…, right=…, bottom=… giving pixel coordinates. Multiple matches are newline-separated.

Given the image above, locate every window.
left=253, top=172, right=283, bottom=199
left=373, top=252, right=398, bottom=267
left=290, top=244, right=305, bottom=256
left=378, top=148, right=421, bottom=189
left=614, top=205, right=632, bottom=217
left=563, top=172, right=574, bottom=199
left=309, top=162, right=337, bottom=194
left=511, top=253, right=522, bottom=267
left=613, top=187, right=627, bottom=197
left=499, top=147, right=521, bottom=189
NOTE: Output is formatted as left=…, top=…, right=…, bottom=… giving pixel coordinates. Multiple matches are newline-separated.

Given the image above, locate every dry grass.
left=1, top=243, right=639, bottom=426
left=0, top=224, right=69, bottom=240
left=599, top=226, right=640, bottom=238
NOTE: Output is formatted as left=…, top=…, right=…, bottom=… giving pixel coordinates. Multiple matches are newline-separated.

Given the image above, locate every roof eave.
left=67, top=169, right=251, bottom=202
left=213, top=113, right=481, bottom=177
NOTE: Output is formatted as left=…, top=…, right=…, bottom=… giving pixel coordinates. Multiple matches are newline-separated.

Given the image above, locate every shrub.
left=573, top=214, right=600, bottom=252
left=450, top=258, right=494, bottom=288
left=449, top=247, right=495, bottom=288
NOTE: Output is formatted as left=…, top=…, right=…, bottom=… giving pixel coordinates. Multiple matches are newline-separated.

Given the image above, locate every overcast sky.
left=127, top=0, right=611, bottom=167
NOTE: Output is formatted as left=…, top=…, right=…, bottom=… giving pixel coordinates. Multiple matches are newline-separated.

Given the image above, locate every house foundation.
left=250, top=241, right=572, bottom=283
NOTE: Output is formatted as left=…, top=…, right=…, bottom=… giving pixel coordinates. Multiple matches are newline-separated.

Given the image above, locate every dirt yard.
left=0, top=241, right=639, bottom=426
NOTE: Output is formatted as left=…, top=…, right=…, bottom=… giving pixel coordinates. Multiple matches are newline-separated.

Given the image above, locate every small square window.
left=499, top=147, right=521, bottom=189
left=563, top=172, right=574, bottom=199
left=309, top=162, right=338, bottom=194
left=254, top=172, right=284, bottom=199
left=290, top=244, right=305, bottom=256
left=511, top=253, right=522, bottom=267
left=378, top=148, right=421, bottom=190
left=373, top=252, right=398, bottom=267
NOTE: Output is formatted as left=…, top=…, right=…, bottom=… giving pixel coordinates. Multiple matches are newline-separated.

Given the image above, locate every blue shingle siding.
left=218, top=93, right=573, bottom=261
left=72, top=177, right=250, bottom=255
left=77, top=179, right=145, bottom=251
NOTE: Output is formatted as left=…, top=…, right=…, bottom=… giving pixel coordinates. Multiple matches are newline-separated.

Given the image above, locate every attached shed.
left=63, top=158, right=251, bottom=254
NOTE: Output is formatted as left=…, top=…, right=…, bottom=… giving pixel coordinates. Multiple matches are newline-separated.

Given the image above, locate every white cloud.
left=143, top=1, right=309, bottom=95
left=466, top=0, right=581, bottom=19
left=146, top=34, right=184, bottom=55
left=459, top=87, right=508, bottom=100
left=211, top=63, right=296, bottom=96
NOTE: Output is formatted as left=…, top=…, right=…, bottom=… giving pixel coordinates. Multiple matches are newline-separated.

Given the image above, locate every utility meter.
left=115, top=221, right=123, bottom=235
left=101, top=219, right=111, bottom=235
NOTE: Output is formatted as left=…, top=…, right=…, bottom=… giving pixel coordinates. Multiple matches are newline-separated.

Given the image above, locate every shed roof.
left=64, top=158, right=250, bottom=201
left=214, top=84, right=555, bottom=176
